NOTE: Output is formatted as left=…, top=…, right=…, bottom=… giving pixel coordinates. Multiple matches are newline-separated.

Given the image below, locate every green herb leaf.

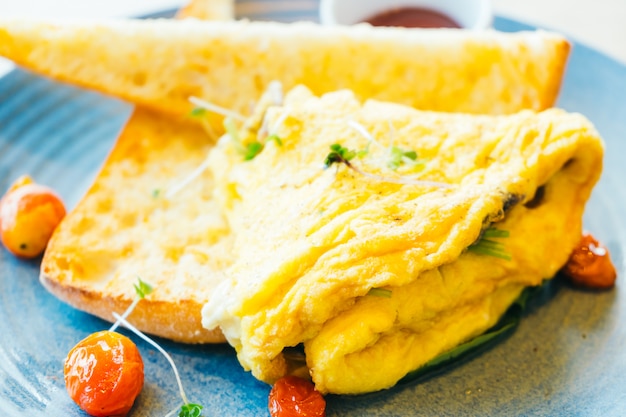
left=468, top=227, right=511, bottom=260
left=133, top=278, right=153, bottom=299
left=324, top=143, right=364, bottom=168
left=482, top=228, right=510, bottom=239
left=151, top=188, right=161, bottom=199
left=367, top=288, right=393, bottom=298
left=266, top=134, right=283, bottom=147
left=223, top=117, right=240, bottom=144
left=387, top=146, right=421, bottom=170
left=244, top=142, right=264, bottom=161
left=179, top=403, right=203, bottom=417
left=224, top=117, right=268, bottom=161
left=189, top=107, right=207, bottom=118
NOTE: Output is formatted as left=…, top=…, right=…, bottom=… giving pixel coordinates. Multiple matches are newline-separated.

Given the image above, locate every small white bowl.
left=319, top=0, right=493, bottom=30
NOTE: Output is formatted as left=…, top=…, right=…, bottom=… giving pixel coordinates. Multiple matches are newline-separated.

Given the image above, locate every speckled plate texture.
left=0, top=3, right=625, bottom=416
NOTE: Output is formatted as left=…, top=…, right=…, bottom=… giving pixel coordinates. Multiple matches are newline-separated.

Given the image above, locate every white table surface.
left=0, top=0, right=624, bottom=73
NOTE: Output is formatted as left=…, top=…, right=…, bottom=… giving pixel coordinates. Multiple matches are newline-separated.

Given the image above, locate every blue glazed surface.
left=1, top=6, right=626, bottom=417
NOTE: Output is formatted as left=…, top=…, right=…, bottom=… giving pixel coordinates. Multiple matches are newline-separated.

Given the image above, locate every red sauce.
left=363, top=7, right=461, bottom=29
left=562, top=233, right=617, bottom=290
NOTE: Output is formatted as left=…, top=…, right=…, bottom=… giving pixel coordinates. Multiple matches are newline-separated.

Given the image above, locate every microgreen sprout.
left=347, top=120, right=423, bottom=171
left=468, top=227, right=511, bottom=260
left=133, top=279, right=153, bottom=299
left=268, top=80, right=284, bottom=106
left=225, top=117, right=257, bottom=160
left=324, top=143, right=449, bottom=188
left=111, top=313, right=204, bottom=417
left=109, top=277, right=153, bottom=333
left=189, top=107, right=207, bottom=118
left=107, top=279, right=206, bottom=416
left=387, top=146, right=423, bottom=171
left=189, top=96, right=246, bottom=122
left=178, top=403, right=204, bottom=417
left=324, top=143, right=367, bottom=169
left=243, top=141, right=264, bottom=161
left=367, top=288, right=393, bottom=298
left=266, top=133, right=283, bottom=147
left=165, top=156, right=212, bottom=199
left=225, top=117, right=283, bottom=161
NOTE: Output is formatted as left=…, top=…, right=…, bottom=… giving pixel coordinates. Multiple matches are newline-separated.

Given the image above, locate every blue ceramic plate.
left=1, top=5, right=626, bottom=416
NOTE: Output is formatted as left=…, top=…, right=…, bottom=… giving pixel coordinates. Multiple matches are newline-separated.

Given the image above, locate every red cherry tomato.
left=64, top=330, right=144, bottom=417
left=269, top=375, right=326, bottom=417
left=562, top=233, right=617, bottom=289
left=0, top=175, right=66, bottom=258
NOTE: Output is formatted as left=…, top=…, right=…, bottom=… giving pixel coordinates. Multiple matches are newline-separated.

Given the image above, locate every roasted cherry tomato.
left=0, top=175, right=65, bottom=258
left=269, top=375, right=326, bottom=417
left=64, top=330, right=144, bottom=417
left=562, top=233, right=617, bottom=289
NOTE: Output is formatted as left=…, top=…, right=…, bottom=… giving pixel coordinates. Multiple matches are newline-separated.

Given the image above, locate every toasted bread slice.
left=0, top=18, right=569, bottom=135
left=177, top=0, right=234, bottom=20
left=40, top=107, right=230, bottom=343
left=39, top=2, right=232, bottom=344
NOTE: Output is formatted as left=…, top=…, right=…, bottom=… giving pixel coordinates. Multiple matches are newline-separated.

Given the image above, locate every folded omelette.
left=201, top=86, right=604, bottom=394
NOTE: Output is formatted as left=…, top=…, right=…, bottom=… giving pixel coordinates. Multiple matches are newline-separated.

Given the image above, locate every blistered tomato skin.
left=563, top=233, right=617, bottom=289
left=269, top=375, right=326, bottom=417
left=0, top=177, right=66, bottom=258
left=64, top=331, right=144, bottom=417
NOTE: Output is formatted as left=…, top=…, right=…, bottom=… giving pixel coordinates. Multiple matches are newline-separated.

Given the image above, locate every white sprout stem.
left=189, top=96, right=246, bottom=122
left=351, top=164, right=451, bottom=188
left=347, top=120, right=386, bottom=150
left=269, top=111, right=290, bottom=135
left=386, top=120, right=396, bottom=150
left=111, top=312, right=190, bottom=406
left=108, top=297, right=140, bottom=333
left=164, top=402, right=185, bottom=417
left=268, top=80, right=284, bottom=106
left=165, top=155, right=213, bottom=199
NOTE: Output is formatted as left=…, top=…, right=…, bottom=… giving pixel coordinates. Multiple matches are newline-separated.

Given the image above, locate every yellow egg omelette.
left=201, top=86, right=604, bottom=395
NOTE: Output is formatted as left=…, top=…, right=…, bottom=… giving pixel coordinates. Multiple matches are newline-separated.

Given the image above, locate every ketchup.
left=562, top=233, right=617, bottom=289
left=363, top=7, right=461, bottom=29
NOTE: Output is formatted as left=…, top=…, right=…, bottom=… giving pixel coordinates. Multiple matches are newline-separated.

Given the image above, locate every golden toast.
left=177, top=0, right=234, bottom=20
left=40, top=1, right=233, bottom=344
left=40, top=107, right=231, bottom=343
left=0, top=18, right=569, bottom=135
